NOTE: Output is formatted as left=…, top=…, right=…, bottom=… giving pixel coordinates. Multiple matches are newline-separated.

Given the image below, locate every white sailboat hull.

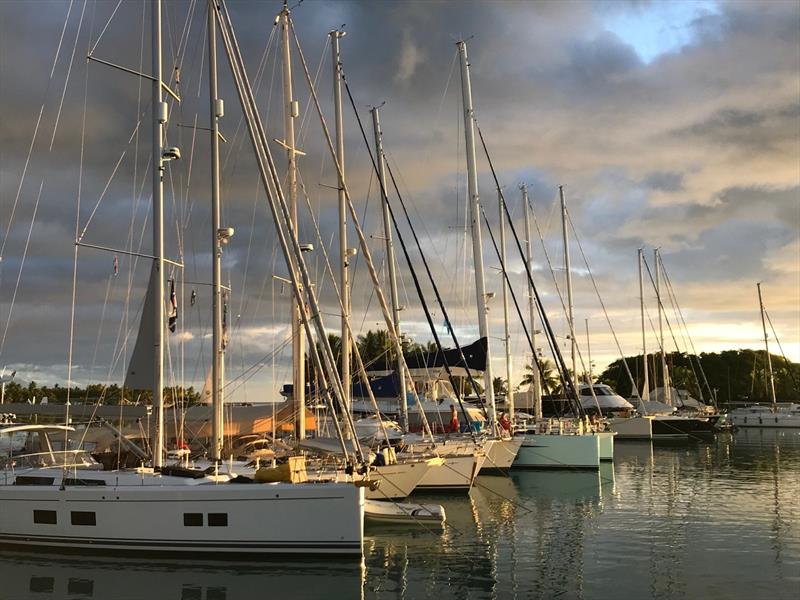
left=414, top=454, right=484, bottom=492
left=0, top=481, right=364, bottom=556
left=513, top=434, right=600, bottom=469
left=344, top=460, right=432, bottom=500
left=607, top=416, right=654, bottom=439
left=482, top=438, right=523, bottom=470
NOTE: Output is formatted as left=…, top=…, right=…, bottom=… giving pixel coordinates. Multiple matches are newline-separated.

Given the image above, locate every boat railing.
left=1, top=449, right=100, bottom=472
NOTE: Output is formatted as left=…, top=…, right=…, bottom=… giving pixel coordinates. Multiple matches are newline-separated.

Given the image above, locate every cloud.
left=394, top=30, right=423, bottom=85
left=0, top=0, right=797, bottom=402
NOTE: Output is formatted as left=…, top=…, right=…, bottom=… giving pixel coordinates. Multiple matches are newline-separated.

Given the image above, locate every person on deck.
left=449, top=404, right=460, bottom=433
left=499, top=412, right=511, bottom=433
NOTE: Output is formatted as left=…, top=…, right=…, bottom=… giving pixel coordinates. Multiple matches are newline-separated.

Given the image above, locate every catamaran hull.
left=595, top=432, right=615, bottom=461
left=512, top=434, right=600, bottom=469
left=0, top=483, right=364, bottom=556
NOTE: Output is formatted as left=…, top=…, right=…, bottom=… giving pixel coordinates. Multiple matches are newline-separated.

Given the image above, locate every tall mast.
left=281, top=4, right=305, bottom=440
left=371, top=106, right=408, bottom=431
left=757, top=282, right=777, bottom=407
left=560, top=185, right=577, bottom=395
left=498, top=189, right=514, bottom=421
left=208, top=0, right=225, bottom=460
left=151, top=0, right=165, bottom=468
left=521, top=184, right=541, bottom=419
left=457, top=40, right=496, bottom=427
left=654, top=248, right=671, bottom=405
left=638, top=248, right=649, bottom=401
left=331, top=29, right=351, bottom=417
left=585, top=318, right=595, bottom=385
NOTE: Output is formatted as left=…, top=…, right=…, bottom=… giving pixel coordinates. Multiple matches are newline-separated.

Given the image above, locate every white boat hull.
left=364, top=499, right=445, bottom=526
left=596, top=432, right=615, bottom=461
left=414, top=454, right=484, bottom=492
left=0, top=481, right=364, bottom=556
left=482, top=438, right=523, bottom=470
left=513, top=434, right=600, bottom=469
left=361, top=460, right=432, bottom=500
left=607, top=416, right=654, bottom=439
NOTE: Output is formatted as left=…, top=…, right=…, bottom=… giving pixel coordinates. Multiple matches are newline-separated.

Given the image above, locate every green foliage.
left=519, top=359, right=560, bottom=394
left=596, top=349, right=799, bottom=405
left=1, top=381, right=202, bottom=405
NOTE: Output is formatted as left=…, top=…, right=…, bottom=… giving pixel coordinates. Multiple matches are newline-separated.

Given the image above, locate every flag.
left=168, top=279, right=178, bottom=333
left=222, top=290, right=229, bottom=349
left=443, top=318, right=453, bottom=336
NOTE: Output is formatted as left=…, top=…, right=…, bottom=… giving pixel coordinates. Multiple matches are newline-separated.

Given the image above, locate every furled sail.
left=124, top=265, right=156, bottom=390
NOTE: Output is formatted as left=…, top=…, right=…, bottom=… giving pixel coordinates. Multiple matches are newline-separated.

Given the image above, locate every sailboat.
left=0, top=0, right=363, bottom=556
left=608, top=249, right=716, bottom=439
left=728, top=283, right=800, bottom=428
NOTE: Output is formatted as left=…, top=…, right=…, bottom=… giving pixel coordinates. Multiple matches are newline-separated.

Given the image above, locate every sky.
left=0, top=0, right=797, bottom=403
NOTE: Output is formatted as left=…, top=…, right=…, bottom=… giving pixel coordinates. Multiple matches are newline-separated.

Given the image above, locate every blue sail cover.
left=351, top=372, right=402, bottom=398
left=368, top=337, right=488, bottom=372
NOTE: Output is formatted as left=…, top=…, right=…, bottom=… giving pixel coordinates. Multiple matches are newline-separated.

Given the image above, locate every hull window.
left=33, top=510, right=57, bottom=524
left=71, top=511, right=96, bottom=526
left=208, top=513, right=228, bottom=527
left=183, top=513, right=203, bottom=527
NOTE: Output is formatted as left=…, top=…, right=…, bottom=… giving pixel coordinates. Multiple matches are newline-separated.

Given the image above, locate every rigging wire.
left=764, top=308, right=799, bottom=392
left=87, top=0, right=123, bottom=55
left=474, top=122, right=582, bottom=407
left=565, top=208, right=641, bottom=397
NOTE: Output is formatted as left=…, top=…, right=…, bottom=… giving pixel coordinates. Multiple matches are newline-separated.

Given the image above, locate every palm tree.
left=519, top=359, right=560, bottom=394
left=492, top=376, right=507, bottom=395
left=356, top=329, right=393, bottom=367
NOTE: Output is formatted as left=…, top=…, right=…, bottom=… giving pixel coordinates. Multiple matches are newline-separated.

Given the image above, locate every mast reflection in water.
left=1, top=429, right=798, bottom=599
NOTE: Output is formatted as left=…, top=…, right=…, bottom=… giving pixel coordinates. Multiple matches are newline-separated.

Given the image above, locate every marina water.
left=0, top=429, right=797, bottom=599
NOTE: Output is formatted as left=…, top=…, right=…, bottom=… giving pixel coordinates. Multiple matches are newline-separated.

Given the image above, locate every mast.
left=282, top=4, right=305, bottom=440
left=208, top=0, right=225, bottom=462
left=560, top=185, right=578, bottom=395
left=654, top=248, right=671, bottom=405
left=457, top=40, right=496, bottom=428
left=638, top=248, right=649, bottom=401
left=331, top=29, right=351, bottom=417
left=521, top=184, right=541, bottom=419
left=498, top=189, right=514, bottom=421
left=151, top=0, right=165, bottom=468
left=757, top=282, right=777, bottom=407
left=371, top=106, right=408, bottom=431
left=585, top=318, right=593, bottom=385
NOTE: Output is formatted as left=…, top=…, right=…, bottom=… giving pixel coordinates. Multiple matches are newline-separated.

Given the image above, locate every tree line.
left=0, top=381, right=203, bottom=406
left=596, top=349, right=799, bottom=405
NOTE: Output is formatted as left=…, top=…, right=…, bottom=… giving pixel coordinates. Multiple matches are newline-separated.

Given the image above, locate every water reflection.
left=0, top=552, right=364, bottom=600
left=1, top=431, right=798, bottom=599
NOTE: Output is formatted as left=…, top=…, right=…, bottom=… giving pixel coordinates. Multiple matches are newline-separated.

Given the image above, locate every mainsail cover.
left=368, top=337, right=488, bottom=373
left=124, top=265, right=156, bottom=390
